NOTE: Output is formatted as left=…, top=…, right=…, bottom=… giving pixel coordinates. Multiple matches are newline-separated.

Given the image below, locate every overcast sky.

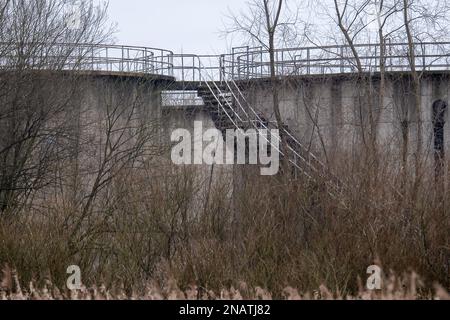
left=107, top=0, right=244, bottom=55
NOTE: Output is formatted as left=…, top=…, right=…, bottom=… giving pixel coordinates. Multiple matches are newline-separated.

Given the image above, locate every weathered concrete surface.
left=240, top=72, right=450, bottom=165
left=161, top=106, right=235, bottom=214
left=56, top=73, right=174, bottom=204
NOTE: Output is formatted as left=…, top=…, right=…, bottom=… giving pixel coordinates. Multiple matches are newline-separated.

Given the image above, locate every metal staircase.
left=195, top=79, right=343, bottom=196
left=197, top=84, right=239, bottom=133
left=166, top=56, right=344, bottom=197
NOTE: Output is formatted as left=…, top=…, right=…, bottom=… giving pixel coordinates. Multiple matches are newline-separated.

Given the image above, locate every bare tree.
left=330, top=0, right=385, bottom=159
left=225, top=0, right=304, bottom=172
left=397, top=0, right=450, bottom=198
left=310, top=0, right=450, bottom=172
left=66, top=77, right=166, bottom=252
left=0, top=0, right=114, bottom=214
left=402, top=0, right=423, bottom=197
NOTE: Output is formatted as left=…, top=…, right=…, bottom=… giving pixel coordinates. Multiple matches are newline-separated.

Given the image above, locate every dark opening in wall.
left=432, top=99, right=448, bottom=180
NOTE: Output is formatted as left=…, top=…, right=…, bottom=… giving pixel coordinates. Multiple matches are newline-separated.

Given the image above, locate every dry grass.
left=1, top=265, right=448, bottom=300
left=0, top=151, right=449, bottom=299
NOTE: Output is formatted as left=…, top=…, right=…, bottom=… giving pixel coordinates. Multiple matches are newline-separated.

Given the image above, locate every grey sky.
left=107, top=0, right=244, bottom=54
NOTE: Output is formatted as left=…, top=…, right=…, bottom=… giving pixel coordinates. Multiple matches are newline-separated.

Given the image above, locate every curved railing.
left=223, top=42, right=450, bottom=80
left=0, top=43, right=174, bottom=77
left=160, top=41, right=450, bottom=82
left=1, top=41, right=450, bottom=81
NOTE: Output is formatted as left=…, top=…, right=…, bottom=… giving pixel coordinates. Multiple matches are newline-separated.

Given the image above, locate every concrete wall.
left=162, top=106, right=235, bottom=215
left=242, top=73, right=450, bottom=165
left=30, top=71, right=449, bottom=201
left=73, top=74, right=168, bottom=184
left=65, top=73, right=233, bottom=217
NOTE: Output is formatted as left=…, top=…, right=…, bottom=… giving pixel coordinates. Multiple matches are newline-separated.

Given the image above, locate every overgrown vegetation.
left=1, top=263, right=449, bottom=300
left=0, top=154, right=448, bottom=297
left=0, top=0, right=449, bottom=300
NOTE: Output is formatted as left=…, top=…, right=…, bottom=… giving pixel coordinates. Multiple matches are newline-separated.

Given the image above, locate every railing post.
left=105, top=47, right=109, bottom=72
left=144, top=48, right=147, bottom=72
left=251, top=51, right=255, bottom=78
left=120, top=46, right=124, bottom=72
left=232, top=55, right=235, bottom=80
left=152, top=50, right=156, bottom=74
left=127, top=47, right=130, bottom=72
left=307, top=48, right=311, bottom=75
left=260, top=47, right=263, bottom=78
left=181, top=55, right=185, bottom=83
left=237, top=56, right=241, bottom=80
left=220, top=54, right=224, bottom=83
left=340, top=46, right=344, bottom=73
left=193, top=56, right=196, bottom=82
left=231, top=48, right=235, bottom=80
left=247, top=46, right=250, bottom=79
left=90, top=46, right=93, bottom=69
left=422, top=44, right=426, bottom=71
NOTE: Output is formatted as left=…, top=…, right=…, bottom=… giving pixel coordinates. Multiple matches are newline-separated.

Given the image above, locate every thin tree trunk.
left=334, top=0, right=377, bottom=159
left=264, top=0, right=289, bottom=174
left=403, top=0, right=423, bottom=200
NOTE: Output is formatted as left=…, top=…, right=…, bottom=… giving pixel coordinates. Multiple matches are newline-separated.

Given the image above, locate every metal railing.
left=2, top=41, right=450, bottom=80
left=171, top=54, right=225, bottom=83
left=161, top=90, right=204, bottom=107
left=0, top=43, right=174, bottom=76
left=224, top=42, right=450, bottom=80
left=156, top=41, right=450, bottom=82
left=188, top=56, right=343, bottom=196
left=169, top=41, right=450, bottom=81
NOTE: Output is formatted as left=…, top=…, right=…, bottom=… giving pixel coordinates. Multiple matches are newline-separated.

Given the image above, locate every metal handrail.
left=225, top=42, right=450, bottom=79
left=2, top=41, right=449, bottom=81
left=184, top=54, right=297, bottom=175
left=188, top=53, right=323, bottom=182
left=219, top=42, right=450, bottom=80
left=0, top=43, right=175, bottom=76
left=176, top=52, right=345, bottom=195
